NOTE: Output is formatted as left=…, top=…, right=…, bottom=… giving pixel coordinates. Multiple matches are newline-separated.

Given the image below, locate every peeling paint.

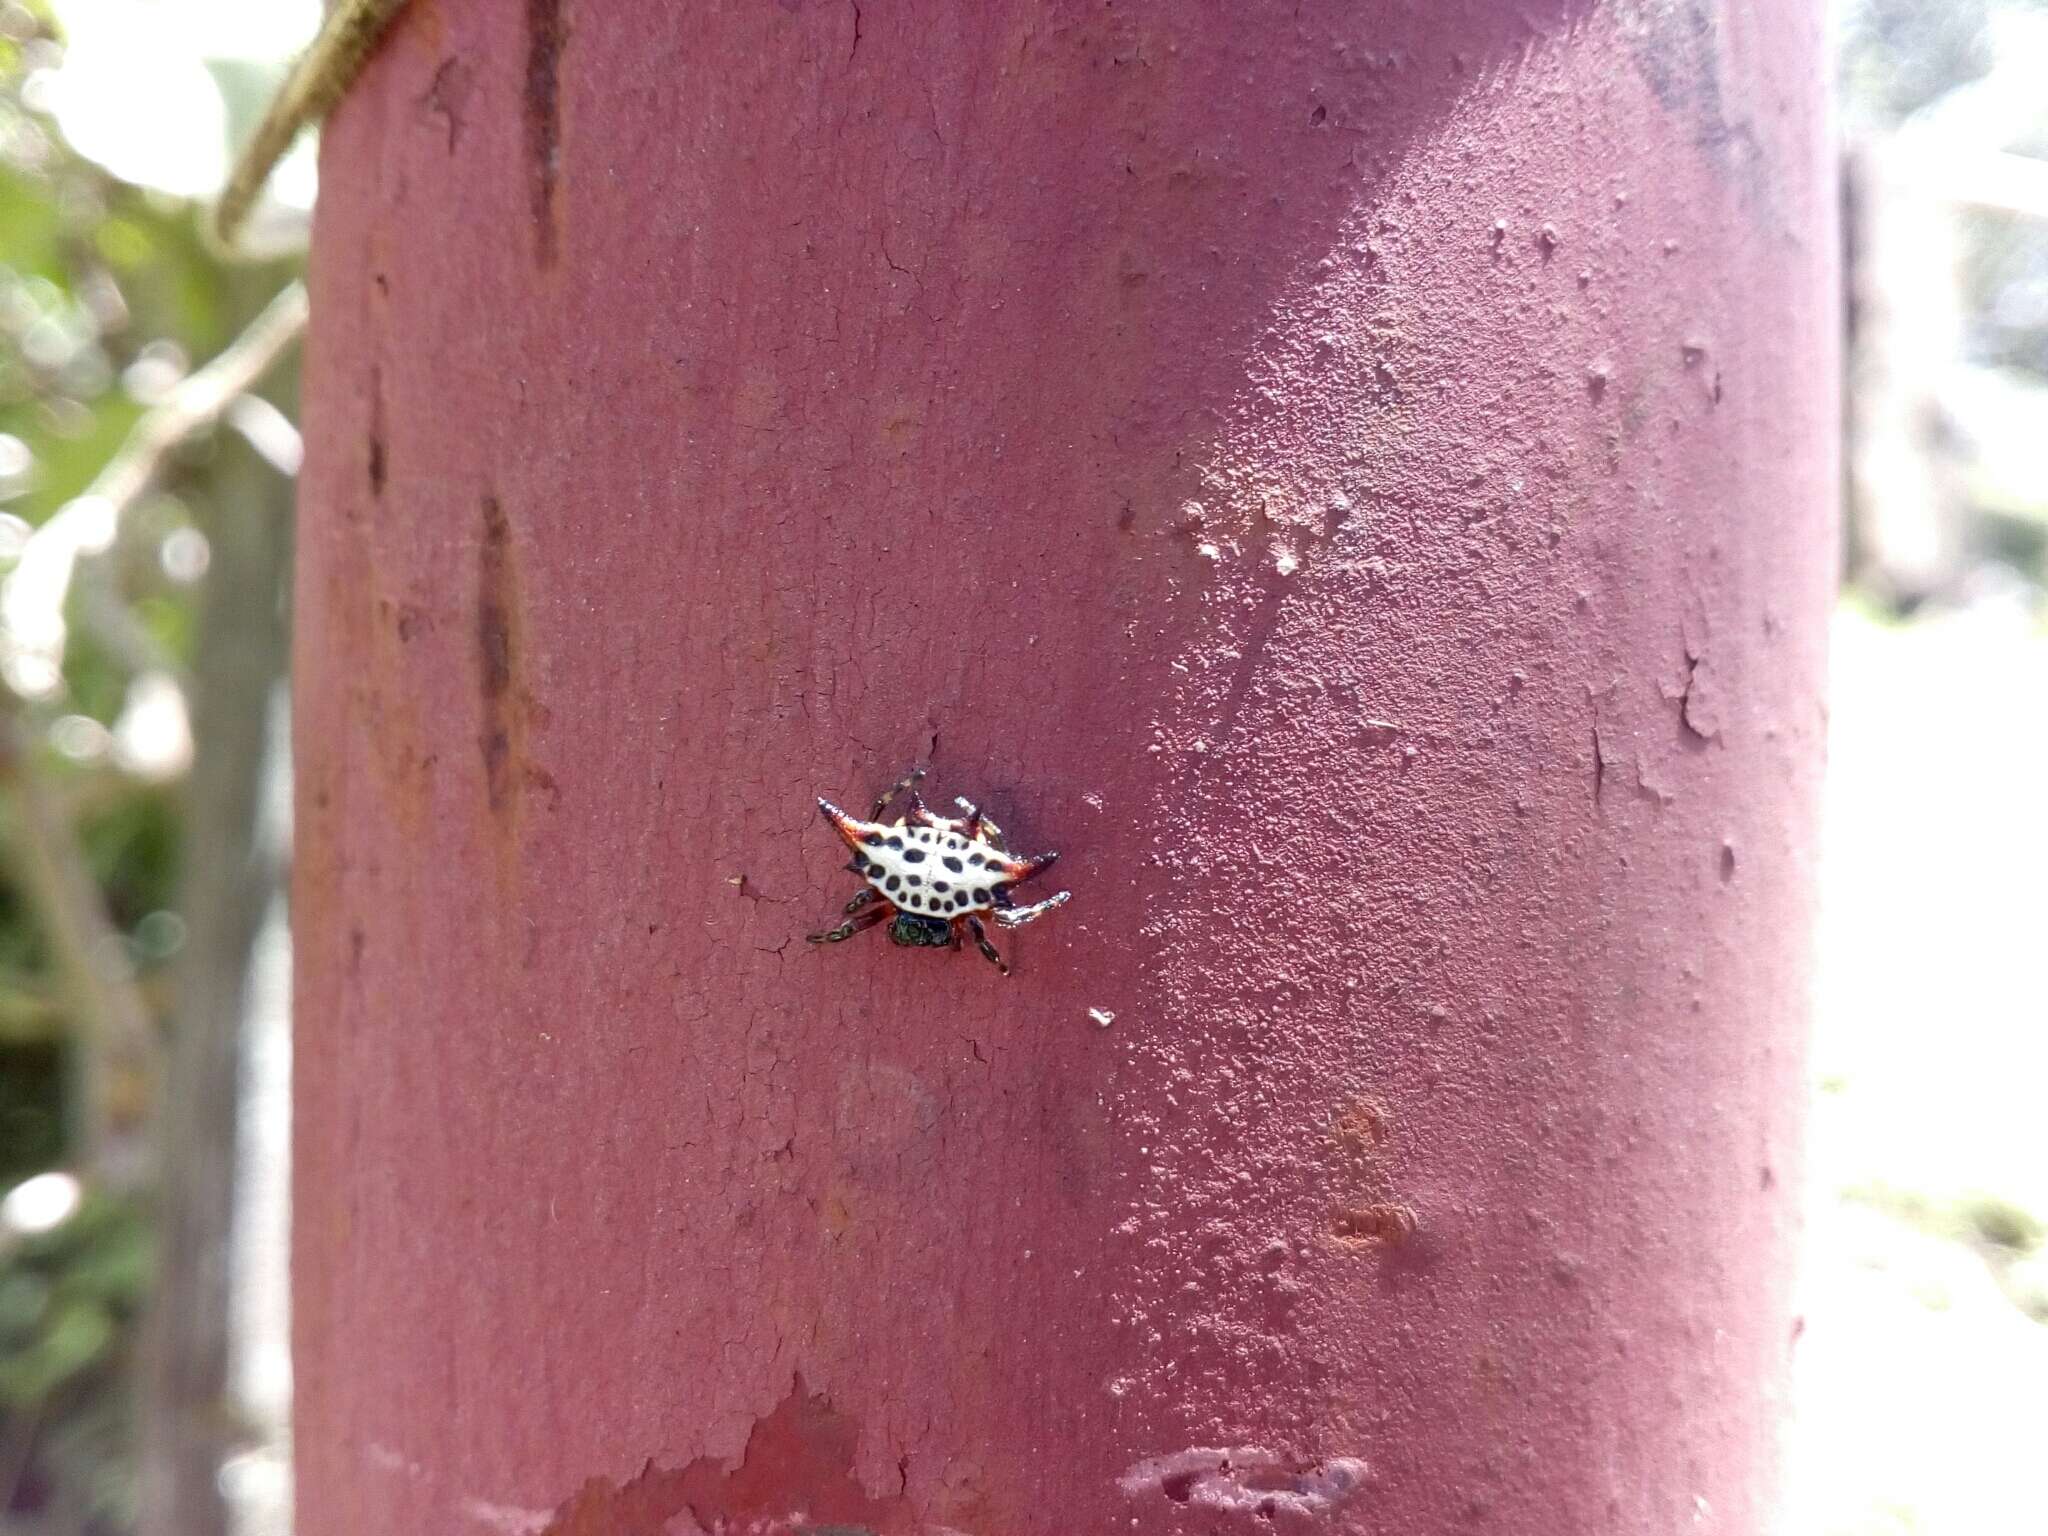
left=1119, top=1448, right=1368, bottom=1520
left=537, top=1378, right=915, bottom=1536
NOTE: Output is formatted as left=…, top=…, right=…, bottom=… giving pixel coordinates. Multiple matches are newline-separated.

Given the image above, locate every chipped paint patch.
left=1120, top=1448, right=1367, bottom=1519
left=538, top=1377, right=916, bottom=1536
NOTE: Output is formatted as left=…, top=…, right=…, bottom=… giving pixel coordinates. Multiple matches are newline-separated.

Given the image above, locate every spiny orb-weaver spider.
left=807, top=769, right=1070, bottom=975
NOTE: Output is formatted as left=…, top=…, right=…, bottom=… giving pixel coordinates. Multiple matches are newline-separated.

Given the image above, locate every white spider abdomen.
left=852, top=823, right=1006, bottom=917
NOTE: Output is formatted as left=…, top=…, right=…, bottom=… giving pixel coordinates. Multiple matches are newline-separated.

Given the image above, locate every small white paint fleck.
left=1089, top=1008, right=1116, bottom=1029
left=1196, top=540, right=1222, bottom=561
left=1272, top=545, right=1299, bottom=576
left=1082, top=792, right=1104, bottom=810
left=365, top=1442, right=422, bottom=1478
left=461, top=1499, right=552, bottom=1536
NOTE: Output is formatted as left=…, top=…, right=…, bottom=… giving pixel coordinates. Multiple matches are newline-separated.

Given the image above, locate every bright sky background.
left=41, top=0, right=321, bottom=202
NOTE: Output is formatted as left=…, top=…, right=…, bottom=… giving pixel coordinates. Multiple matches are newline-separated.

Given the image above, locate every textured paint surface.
left=294, top=3, right=1836, bottom=1533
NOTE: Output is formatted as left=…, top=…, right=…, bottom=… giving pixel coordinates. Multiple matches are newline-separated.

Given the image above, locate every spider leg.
left=992, top=890, right=1070, bottom=929
left=955, top=798, right=1006, bottom=850
left=1000, top=849, right=1059, bottom=884
left=870, top=767, right=927, bottom=822
left=966, top=915, right=1009, bottom=974
left=842, top=887, right=881, bottom=916
left=807, top=901, right=892, bottom=945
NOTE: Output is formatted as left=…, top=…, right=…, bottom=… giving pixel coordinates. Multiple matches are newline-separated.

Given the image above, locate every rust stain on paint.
left=475, top=496, right=558, bottom=850
left=1329, top=1202, right=1419, bottom=1247
left=1326, top=1097, right=1417, bottom=1248
left=1330, top=1097, right=1391, bottom=1157
left=538, top=1377, right=912, bottom=1535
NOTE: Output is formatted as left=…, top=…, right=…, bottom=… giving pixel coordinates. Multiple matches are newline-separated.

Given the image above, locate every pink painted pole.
left=295, top=4, right=1835, bottom=1533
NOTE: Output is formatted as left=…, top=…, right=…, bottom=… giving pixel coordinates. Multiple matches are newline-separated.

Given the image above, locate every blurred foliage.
left=0, top=1197, right=149, bottom=1531
left=1962, top=206, right=2048, bottom=381
left=1841, top=0, right=2048, bottom=598
left=1, top=2, right=300, bottom=1528
left=1837, top=0, right=2002, bottom=124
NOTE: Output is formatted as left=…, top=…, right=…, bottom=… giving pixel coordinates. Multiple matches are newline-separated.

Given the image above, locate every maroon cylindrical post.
left=295, top=4, right=1835, bottom=1533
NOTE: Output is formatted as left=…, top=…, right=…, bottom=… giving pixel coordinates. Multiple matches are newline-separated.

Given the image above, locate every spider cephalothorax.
left=806, top=769, right=1070, bottom=975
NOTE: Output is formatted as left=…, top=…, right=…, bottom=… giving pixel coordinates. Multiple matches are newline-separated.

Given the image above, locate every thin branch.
left=82, top=281, right=310, bottom=518
left=1, top=281, right=306, bottom=698
left=214, top=0, right=414, bottom=250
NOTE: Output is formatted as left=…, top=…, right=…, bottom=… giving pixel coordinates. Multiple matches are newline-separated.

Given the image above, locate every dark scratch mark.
left=524, top=0, right=568, bottom=267
left=477, top=496, right=515, bottom=812
left=1592, top=721, right=1607, bottom=803
left=420, top=55, right=474, bottom=152
left=848, top=0, right=862, bottom=63
left=366, top=365, right=386, bottom=497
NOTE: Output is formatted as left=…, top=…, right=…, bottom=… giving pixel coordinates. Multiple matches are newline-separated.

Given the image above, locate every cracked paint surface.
left=295, top=2, right=1835, bottom=1534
